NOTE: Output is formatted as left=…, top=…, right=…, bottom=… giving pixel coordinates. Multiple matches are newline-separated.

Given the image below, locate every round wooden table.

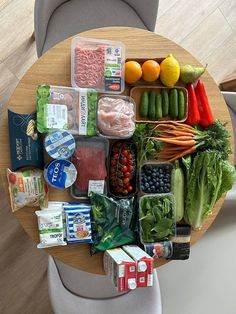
left=0, top=27, right=234, bottom=274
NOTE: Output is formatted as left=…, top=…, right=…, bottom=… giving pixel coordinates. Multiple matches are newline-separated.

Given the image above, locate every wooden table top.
left=0, top=27, right=234, bottom=274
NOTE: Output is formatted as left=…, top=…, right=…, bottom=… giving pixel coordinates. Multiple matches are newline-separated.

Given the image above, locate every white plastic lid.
left=138, top=261, right=147, bottom=272
left=128, top=278, right=137, bottom=290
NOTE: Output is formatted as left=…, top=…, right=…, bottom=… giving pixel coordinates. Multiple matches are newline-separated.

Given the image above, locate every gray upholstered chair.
left=48, top=256, right=162, bottom=314
left=34, top=0, right=159, bottom=57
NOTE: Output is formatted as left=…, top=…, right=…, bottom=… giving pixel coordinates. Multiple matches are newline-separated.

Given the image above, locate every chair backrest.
left=34, top=0, right=159, bottom=57
left=53, top=257, right=128, bottom=299
left=221, top=91, right=236, bottom=165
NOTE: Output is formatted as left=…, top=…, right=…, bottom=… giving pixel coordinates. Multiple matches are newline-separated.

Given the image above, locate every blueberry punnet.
left=140, top=164, right=172, bottom=194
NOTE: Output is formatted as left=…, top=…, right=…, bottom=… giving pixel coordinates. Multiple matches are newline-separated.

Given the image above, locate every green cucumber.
left=169, top=88, right=178, bottom=119
left=171, top=160, right=185, bottom=222
left=140, top=91, right=149, bottom=117
left=148, top=91, right=156, bottom=120
left=155, top=93, right=162, bottom=120
left=178, top=90, right=185, bottom=120
left=161, top=89, right=169, bottom=117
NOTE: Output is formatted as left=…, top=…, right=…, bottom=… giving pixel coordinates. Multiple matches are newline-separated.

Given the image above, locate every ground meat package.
left=71, top=37, right=125, bottom=93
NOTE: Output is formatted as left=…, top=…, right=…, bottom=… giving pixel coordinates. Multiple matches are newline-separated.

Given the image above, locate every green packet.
left=90, top=192, right=137, bottom=254
left=36, top=84, right=97, bottom=135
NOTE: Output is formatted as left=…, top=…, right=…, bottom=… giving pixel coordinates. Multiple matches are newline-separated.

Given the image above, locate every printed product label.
left=105, top=46, right=122, bottom=92
left=66, top=211, right=91, bottom=242
left=88, top=180, right=105, bottom=195
left=22, top=176, right=40, bottom=197
left=36, top=210, right=66, bottom=248
left=46, top=104, right=68, bottom=129
left=45, top=160, right=77, bottom=189
left=45, top=131, right=75, bottom=159
left=147, top=274, right=153, bottom=287
left=78, top=89, right=88, bottom=135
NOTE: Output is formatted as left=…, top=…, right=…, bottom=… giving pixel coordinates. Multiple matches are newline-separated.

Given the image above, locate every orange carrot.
left=161, top=146, right=187, bottom=152
left=160, top=136, right=193, bottom=141
left=168, top=146, right=197, bottom=161
left=150, top=137, right=196, bottom=146
left=170, top=121, right=194, bottom=129
left=161, top=130, right=193, bottom=137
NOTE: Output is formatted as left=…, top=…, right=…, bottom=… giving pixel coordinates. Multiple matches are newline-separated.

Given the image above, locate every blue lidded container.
left=44, top=130, right=76, bottom=159
left=44, top=159, right=77, bottom=189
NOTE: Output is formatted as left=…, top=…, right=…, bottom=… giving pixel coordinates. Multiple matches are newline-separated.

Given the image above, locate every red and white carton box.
left=103, top=248, right=137, bottom=292
left=122, top=245, right=154, bottom=287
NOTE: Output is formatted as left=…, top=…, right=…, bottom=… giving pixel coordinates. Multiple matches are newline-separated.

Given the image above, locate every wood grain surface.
left=0, top=27, right=234, bottom=274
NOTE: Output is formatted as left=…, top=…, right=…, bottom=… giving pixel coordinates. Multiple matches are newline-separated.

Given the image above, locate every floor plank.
left=156, top=0, right=222, bottom=43
left=205, top=33, right=236, bottom=84
left=220, top=0, right=236, bottom=31
left=0, top=0, right=34, bottom=62
left=4, top=36, right=37, bottom=80
left=181, top=8, right=233, bottom=63
left=157, top=0, right=179, bottom=19
left=0, top=62, right=18, bottom=105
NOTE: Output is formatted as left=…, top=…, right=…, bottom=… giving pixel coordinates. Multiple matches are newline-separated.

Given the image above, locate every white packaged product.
left=36, top=209, right=67, bottom=248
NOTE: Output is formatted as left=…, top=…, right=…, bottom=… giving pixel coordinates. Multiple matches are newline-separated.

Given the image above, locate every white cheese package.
left=40, top=201, right=68, bottom=241
left=35, top=209, right=67, bottom=248
left=63, top=203, right=93, bottom=244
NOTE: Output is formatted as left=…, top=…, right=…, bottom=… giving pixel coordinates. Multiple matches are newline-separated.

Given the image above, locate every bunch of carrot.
left=148, top=121, right=204, bottom=161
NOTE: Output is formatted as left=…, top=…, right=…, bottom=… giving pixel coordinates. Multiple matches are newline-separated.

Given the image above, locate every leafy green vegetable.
left=139, top=195, right=175, bottom=243
left=132, top=123, right=162, bottom=167
left=217, top=160, right=236, bottom=200
left=87, top=91, right=97, bottom=136
left=90, top=193, right=135, bottom=254
left=183, top=151, right=236, bottom=230
left=194, top=120, right=232, bottom=160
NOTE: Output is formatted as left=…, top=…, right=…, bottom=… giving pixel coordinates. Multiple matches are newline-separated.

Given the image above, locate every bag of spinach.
left=183, top=151, right=236, bottom=230
left=90, top=193, right=137, bottom=254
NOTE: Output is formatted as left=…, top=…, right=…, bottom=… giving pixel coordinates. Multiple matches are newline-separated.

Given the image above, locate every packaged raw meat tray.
left=71, top=37, right=125, bottom=93
left=71, top=136, right=109, bottom=199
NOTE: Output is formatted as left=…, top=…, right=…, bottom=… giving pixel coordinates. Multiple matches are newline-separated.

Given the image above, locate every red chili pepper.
left=195, top=80, right=215, bottom=128
left=185, top=83, right=200, bottom=126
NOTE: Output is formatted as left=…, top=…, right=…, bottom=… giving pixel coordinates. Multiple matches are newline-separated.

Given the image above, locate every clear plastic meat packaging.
left=36, top=85, right=97, bottom=135
left=71, top=37, right=125, bottom=93
left=71, top=136, right=109, bottom=198
left=97, top=95, right=136, bottom=139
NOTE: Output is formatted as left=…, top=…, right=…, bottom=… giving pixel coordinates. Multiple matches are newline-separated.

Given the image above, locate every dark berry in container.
left=140, top=162, right=173, bottom=194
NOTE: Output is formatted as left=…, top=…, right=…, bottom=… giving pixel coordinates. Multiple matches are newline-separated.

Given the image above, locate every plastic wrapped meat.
left=72, top=145, right=107, bottom=192
left=74, top=46, right=105, bottom=89
left=97, top=97, right=135, bottom=138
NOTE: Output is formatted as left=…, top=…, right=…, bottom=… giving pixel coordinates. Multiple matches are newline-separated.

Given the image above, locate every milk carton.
left=103, top=248, right=137, bottom=292
left=122, top=245, right=154, bottom=287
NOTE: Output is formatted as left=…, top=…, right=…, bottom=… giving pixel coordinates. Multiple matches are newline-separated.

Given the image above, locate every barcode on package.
left=129, top=266, right=135, bottom=272
left=46, top=104, right=68, bottom=129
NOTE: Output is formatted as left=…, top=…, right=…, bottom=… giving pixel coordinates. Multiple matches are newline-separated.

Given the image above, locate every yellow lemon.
left=160, top=54, right=180, bottom=87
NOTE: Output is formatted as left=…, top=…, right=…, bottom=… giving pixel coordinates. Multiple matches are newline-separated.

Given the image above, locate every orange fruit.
left=142, top=60, right=160, bottom=82
left=125, top=61, right=142, bottom=84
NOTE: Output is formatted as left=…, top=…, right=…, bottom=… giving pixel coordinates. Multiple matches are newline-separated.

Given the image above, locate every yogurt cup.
left=44, top=159, right=77, bottom=189
left=44, top=130, right=76, bottom=159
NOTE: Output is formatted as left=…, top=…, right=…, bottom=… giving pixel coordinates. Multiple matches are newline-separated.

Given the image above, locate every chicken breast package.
left=71, top=136, right=109, bottom=198
left=97, top=95, right=136, bottom=139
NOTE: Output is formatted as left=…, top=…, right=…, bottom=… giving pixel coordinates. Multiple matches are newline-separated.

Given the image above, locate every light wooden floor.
left=0, top=0, right=235, bottom=313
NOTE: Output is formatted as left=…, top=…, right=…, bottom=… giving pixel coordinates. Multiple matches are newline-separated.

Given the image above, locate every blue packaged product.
left=64, top=203, right=93, bottom=244
left=44, top=130, right=76, bottom=159
left=44, top=159, right=77, bottom=189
